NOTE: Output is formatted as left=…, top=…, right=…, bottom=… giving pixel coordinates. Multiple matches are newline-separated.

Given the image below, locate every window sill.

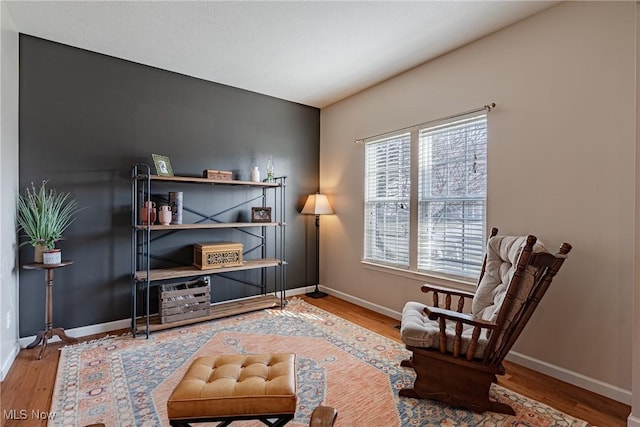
left=360, top=260, right=476, bottom=293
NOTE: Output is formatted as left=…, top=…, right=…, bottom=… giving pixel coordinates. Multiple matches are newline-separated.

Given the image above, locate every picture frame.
left=152, top=153, right=174, bottom=177
left=251, top=207, right=272, bottom=223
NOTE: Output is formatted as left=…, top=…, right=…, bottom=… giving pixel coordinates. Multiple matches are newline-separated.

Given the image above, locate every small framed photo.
left=152, top=154, right=174, bottom=177
left=251, top=207, right=272, bottom=223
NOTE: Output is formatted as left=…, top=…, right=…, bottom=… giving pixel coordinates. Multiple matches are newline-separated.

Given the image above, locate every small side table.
left=23, top=260, right=78, bottom=360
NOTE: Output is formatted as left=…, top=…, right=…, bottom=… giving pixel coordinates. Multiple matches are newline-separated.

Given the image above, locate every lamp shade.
left=301, top=193, right=334, bottom=215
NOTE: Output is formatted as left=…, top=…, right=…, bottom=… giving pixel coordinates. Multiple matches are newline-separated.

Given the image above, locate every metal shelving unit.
left=131, top=163, right=287, bottom=337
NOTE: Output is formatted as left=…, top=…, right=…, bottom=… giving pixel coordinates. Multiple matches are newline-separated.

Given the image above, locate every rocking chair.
left=399, top=228, right=571, bottom=414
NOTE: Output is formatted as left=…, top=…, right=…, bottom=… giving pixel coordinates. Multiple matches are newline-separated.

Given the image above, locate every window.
left=363, top=112, right=488, bottom=279
left=364, top=133, right=411, bottom=266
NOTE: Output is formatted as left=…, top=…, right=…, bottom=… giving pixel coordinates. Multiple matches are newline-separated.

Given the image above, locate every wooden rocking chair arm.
left=421, top=284, right=476, bottom=300
left=423, top=306, right=499, bottom=330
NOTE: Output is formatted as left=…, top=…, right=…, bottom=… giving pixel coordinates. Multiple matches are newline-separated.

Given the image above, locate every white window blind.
left=418, top=114, right=487, bottom=278
left=364, top=133, right=411, bottom=267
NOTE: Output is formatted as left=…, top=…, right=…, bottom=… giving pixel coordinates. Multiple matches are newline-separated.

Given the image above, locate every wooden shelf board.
left=135, top=294, right=282, bottom=333
left=135, top=258, right=281, bottom=281
left=145, top=174, right=280, bottom=187
left=134, top=222, right=280, bottom=230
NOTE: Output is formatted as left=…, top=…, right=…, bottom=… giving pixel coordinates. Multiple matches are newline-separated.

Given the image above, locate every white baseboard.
left=628, top=414, right=640, bottom=427
left=317, top=284, right=632, bottom=406
left=285, top=287, right=309, bottom=297
left=505, top=351, right=632, bottom=405
left=18, top=318, right=131, bottom=348
left=1, top=340, right=20, bottom=381
left=318, top=285, right=402, bottom=321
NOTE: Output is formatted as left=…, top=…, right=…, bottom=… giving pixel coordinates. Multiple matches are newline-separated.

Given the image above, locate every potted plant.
left=16, top=180, right=82, bottom=263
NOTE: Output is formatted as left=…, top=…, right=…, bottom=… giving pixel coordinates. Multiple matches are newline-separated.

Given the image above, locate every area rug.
left=49, top=298, right=589, bottom=427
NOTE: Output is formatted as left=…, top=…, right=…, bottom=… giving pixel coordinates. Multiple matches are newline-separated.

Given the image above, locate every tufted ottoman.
left=167, top=353, right=297, bottom=427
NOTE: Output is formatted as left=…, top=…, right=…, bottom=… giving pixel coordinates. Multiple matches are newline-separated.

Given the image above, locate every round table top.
left=23, top=260, right=74, bottom=270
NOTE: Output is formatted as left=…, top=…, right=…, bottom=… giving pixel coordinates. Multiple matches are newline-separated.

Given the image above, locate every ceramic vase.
left=140, top=201, right=156, bottom=225
left=250, top=166, right=260, bottom=182
left=158, top=205, right=172, bottom=225
left=169, top=192, right=183, bottom=224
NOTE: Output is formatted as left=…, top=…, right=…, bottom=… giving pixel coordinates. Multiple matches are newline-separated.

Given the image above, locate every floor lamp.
left=301, top=193, right=334, bottom=298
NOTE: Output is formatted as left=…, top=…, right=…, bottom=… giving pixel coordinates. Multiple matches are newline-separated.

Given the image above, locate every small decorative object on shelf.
left=140, top=200, right=156, bottom=225
left=250, top=166, right=261, bottom=182
left=266, top=156, right=275, bottom=183
left=251, top=207, right=272, bottom=223
left=203, top=169, right=233, bottom=180
left=152, top=154, right=174, bottom=177
left=193, top=242, right=243, bottom=270
left=169, top=191, right=183, bottom=224
left=158, top=205, right=172, bottom=225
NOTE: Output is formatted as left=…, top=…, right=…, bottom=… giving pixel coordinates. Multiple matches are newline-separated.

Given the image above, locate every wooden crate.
left=193, top=242, right=243, bottom=270
left=203, top=169, right=233, bottom=180
left=159, top=278, right=211, bottom=324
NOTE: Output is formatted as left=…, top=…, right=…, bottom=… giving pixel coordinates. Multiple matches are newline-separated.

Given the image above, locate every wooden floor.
left=0, top=295, right=631, bottom=426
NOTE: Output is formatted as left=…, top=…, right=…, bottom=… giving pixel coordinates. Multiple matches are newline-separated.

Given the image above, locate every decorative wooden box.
left=193, top=242, right=243, bottom=270
left=159, top=277, right=211, bottom=324
left=203, top=169, right=233, bottom=180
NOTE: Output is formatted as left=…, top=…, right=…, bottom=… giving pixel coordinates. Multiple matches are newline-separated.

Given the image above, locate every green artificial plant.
left=17, top=180, right=82, bottom=249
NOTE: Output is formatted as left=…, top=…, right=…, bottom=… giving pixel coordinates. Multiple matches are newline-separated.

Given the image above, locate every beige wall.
left=320, top=1, right=635, bottom=403
left=0, top=0, right=20, bottom=381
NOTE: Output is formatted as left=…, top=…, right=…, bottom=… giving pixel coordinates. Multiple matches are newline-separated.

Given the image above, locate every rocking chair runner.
left=399, top=228, right=572, bottom=415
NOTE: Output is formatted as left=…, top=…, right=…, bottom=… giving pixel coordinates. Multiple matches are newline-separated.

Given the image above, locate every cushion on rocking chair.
left=401, top=301, right=490, bottom=356
left=471, top=236, right=547, bottom=324
left=401, top=235, right=547, bottom=358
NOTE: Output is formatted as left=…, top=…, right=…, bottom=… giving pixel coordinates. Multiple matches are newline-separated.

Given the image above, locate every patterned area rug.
left=50, top=298, right=589, bottom=426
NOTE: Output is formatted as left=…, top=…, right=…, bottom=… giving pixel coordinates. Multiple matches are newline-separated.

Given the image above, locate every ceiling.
left=5, top=1, right=557, bottom=108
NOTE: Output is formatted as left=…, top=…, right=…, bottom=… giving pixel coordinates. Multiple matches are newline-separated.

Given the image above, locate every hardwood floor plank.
left=0, top=295, right=630, bottom=427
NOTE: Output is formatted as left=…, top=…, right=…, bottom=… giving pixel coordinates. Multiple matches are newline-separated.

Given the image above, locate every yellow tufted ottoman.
left=167, top=353, right=297, bottom=427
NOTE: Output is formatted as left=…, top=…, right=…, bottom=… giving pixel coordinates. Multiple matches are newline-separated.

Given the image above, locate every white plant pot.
left=43, top=250, right=61, bottom=265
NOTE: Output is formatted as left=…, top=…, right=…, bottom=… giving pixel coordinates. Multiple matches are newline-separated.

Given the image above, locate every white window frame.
left=362, top=111, right=488, bottom=282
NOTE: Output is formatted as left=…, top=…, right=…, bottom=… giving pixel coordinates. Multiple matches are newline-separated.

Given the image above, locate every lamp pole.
left=301, top=193, right=333, bottom=298
left=307, top=213, right=327, bottom=298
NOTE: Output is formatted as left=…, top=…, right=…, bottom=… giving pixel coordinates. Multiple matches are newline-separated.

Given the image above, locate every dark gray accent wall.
left=18, top=35, right=320, bottom=337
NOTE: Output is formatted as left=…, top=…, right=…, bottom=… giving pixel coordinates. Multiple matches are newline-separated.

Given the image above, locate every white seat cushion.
left=401, top=235, right=548, bottom=358
left=400, top=301, right=489, bottom=357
